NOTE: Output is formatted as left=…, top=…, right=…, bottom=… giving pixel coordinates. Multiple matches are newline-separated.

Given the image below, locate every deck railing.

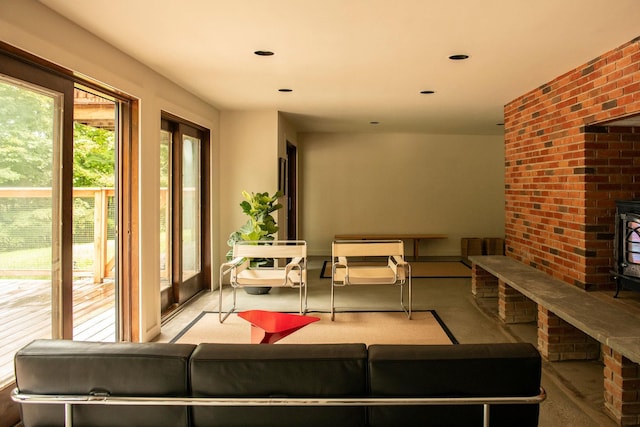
left=0, top=187, right=115, bottom=283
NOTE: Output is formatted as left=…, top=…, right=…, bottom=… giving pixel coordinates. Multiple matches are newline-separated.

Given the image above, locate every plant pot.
left=244, top=287, right=272, bottom=295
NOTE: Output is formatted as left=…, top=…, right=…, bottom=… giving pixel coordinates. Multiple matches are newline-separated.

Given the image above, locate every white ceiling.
left=39, top=0, right=640, bottom=134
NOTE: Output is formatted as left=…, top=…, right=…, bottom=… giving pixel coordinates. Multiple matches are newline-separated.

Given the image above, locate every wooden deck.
left=0, top=277, right=115, bottom=384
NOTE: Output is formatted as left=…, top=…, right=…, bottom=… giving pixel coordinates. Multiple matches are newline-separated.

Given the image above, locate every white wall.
left=0, top=0, right=220, bottom=342
left=300, top=132, right=505, bottom=256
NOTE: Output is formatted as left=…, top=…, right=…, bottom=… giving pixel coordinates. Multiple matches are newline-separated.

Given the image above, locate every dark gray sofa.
left=14, top=339, right=195, bottom=427
left=13, top=339, right=543, bottom=427
left=367, top=344, right=542, bottom=427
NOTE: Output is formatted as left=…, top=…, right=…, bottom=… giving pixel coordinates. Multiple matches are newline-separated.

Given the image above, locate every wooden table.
left=334, top=234, right=447, bottom=259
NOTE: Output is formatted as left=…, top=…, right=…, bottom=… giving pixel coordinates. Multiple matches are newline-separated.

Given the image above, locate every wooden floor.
left=0, top=277, right=115, bottom=384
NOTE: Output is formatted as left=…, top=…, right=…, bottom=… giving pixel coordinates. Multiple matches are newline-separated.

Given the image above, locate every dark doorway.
left=286, top=142, right=297, bottom=240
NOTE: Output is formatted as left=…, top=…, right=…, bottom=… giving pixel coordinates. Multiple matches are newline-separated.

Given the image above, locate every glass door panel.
left=160, top=118, right=208, bottom=314
left=72, top=87, right=117, bottom=341
left=182, top=135, right=201, bottom=281
left=0, top=75, right=59, bottom=383
left=160, top=129, right=171, bottom=292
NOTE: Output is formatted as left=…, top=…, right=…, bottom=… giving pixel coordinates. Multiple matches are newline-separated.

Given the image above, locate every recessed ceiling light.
left=278, top=88, right=293, bottom=92
left=449, top=54, right=469, bottom=60
left=254, top=50, right=274, bottom=56
left=420, top=90, right=435, bottom=94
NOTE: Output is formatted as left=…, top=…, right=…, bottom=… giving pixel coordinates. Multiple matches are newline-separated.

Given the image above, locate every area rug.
left=171, top=310, right=457, bottom=345
left=320, top=260, right=470, bottom=279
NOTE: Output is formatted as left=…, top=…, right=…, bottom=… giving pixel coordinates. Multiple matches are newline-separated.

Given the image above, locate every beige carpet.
left=172, top=310, right=456, bottom=345
left=320, top=260, right=470, bottom=279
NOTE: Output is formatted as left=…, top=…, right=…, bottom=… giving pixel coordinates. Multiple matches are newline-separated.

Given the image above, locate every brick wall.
left=504, top=37, right=640, bottom=290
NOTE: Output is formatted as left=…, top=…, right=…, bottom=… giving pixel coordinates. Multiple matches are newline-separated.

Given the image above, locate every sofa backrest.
left=15, top=339, right=196, bottom=427
left=367, top=343, right=541, bottom=427
left=14, top=341, right=542, bottom=427
left=189, top=343, right=368, bottom=427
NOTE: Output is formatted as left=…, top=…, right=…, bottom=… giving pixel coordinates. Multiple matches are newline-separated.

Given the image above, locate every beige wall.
left=299, top=132, right=505, bottom=256
left=0, top=0, right=220, bottom=342
left=219, top=110, right=279, bottom=260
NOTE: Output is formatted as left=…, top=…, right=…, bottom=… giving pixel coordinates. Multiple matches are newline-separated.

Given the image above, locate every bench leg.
left=537, top=306, right=600, bottom=362
left=603, top=345, right=640, bottom=426
left=498, top=281, right=536, bottom=324
left=471, top=264, right=499, bottom=311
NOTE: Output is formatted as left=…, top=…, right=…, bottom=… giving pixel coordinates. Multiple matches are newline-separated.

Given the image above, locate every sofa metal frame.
left=12, top=387, right=546, bottom=427
left=218, top=240, right=307, bottom=322
left=331, top=240, right=412, bottom=320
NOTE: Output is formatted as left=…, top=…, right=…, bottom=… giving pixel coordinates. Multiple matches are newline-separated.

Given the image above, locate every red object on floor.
left=237, top=310, right=320, bottom=344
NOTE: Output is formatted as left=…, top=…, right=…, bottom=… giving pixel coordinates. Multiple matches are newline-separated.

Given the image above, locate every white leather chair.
left=218, top=240, right=307, bottom=322
left=331, top=240, right=411, bottom=320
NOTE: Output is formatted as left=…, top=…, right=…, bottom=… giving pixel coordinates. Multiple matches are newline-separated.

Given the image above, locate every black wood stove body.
left=613, top=200, right=640, bottom=297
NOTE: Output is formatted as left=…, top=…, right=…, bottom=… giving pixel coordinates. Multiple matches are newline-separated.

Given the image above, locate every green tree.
left=72, top=122, right=115, bottom=244
left=73, top=122, right=115, bottom=187
left=0, top=80, right=54, bottom=187
left=0, top=80, right=55, bottom=251
left=0, top=80, right=116, bottom=251
left=0, top=82, right=115, bottom=189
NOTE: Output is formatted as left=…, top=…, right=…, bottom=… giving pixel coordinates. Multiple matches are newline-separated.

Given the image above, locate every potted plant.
left=227, top=190, right=283, bottom=294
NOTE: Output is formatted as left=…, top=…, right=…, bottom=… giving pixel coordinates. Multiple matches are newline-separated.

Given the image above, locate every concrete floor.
left=156, top=257, right=627, bottom=427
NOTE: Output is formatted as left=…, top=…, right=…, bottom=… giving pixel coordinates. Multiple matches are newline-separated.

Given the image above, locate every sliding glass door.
left=181, top=134, right=202, bottom=285
left=0, top=73, right=62, bottom=383
left=160, top=117, right=210, bottom=315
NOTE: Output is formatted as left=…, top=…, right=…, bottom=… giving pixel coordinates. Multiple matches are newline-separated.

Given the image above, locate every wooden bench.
left=334, top=234, right=447, bottom=259
left=469, top=255, right=640, bottom=426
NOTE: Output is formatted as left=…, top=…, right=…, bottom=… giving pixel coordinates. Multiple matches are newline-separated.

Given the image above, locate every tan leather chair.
left=331, top=240, right=411, bottom=320
left=218, top=240, right=307, bottom=323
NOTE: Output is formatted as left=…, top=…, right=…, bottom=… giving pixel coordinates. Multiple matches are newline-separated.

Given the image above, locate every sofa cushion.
left=367, top=343, right=542, bottom=427
left=15, top=339, right=196, bottom=427
left=189, top=343, right=367, bottom=427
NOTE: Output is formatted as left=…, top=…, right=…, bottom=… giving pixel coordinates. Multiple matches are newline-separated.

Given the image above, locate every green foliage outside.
left=72, top=122, right=116, bottom=245
left=0, top=81, right=115, bottom=254
left=0, top=80, right=54, bottom=187
left=73, top=122, right=115, bottom=188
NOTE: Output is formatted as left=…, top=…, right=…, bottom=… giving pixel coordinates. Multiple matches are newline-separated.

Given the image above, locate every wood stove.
left=613, top=200, right=640, bottom=296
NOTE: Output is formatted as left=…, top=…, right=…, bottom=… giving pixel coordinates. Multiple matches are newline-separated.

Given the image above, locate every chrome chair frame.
left=331, top=240, right=411, bottom=320
left=218, top=240, right=307, bottom=323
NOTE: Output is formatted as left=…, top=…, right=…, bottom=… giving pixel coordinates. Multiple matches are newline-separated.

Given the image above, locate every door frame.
left=0, top=43, right=138, bottom=341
